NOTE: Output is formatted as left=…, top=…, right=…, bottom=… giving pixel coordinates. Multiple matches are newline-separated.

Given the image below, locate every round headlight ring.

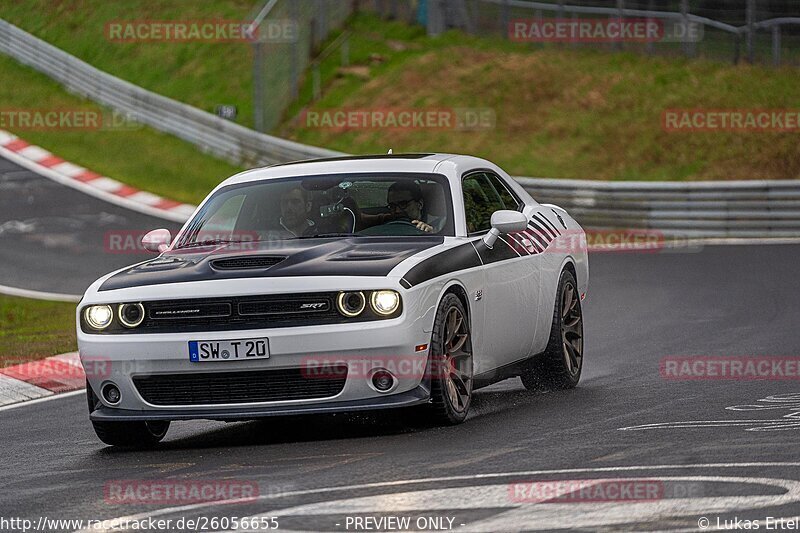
left=118, top=303, right=145, bottom=328
left=85, top=305, right=113, bottom=330
left=337, top=291, right=366, bottom=317
left=370, top=290, right=400, bottom=316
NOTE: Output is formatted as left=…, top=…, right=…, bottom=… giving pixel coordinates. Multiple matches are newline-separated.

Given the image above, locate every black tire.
left=521, top=269, right=584, bottom=391
left=87, top=383, right=170, bottom=447
left=426, top=293, right=474, bottom=425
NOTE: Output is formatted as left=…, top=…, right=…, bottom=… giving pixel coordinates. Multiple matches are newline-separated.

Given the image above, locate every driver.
left=386, top=181, right=443, bottom=233
left=276, top=186, right=316, bottom=237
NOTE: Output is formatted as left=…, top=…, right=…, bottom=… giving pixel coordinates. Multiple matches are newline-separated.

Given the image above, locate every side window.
left=462, top=173, right=505, bottom=234
left=485, top=173, right=521, bottom=211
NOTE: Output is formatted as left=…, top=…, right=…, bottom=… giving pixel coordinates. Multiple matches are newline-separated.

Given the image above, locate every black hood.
left=99, top=237, right=444, bottom=292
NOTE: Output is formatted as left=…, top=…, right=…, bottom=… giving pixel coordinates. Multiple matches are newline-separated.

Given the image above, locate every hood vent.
left=328, top=251, right=396, bottom=261
left=210, top=256, right=286, bottom=270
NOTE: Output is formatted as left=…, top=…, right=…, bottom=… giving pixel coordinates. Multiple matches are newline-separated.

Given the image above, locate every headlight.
left=118, top=303, right=145, bottom=328
left=337, top=291, right=366, bottom=317
left=84, top=305, right=113, bottom=330
left=370, top=290, right=400, bottom=316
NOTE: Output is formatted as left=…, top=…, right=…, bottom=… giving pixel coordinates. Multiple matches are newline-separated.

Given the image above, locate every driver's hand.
left=412, top=220, right=433, bottom=233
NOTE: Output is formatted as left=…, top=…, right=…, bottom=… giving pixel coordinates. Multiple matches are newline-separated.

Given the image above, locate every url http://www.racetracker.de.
left=0, top=515, right=281, bottom=532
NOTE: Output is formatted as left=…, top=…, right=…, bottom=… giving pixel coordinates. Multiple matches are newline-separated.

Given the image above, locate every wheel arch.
left=562, top=259, right=577, bottom=282
left=543, top=257, right=580, bottom=323
left=439, top=280, right=471, bottom=325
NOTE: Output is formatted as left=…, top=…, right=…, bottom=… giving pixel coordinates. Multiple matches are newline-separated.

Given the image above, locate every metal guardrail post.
left=680, top=0, right=692, bottom=57
left=253, top=39, right=265, bottom=132
left=427, top=0, right=444, bottom=36
left=499, top=0, right=509, bottom=39
left=571, top=10, right=578, bottom=49
left=645, top=0, right=655, bottom=55
left=772, top=25, right=781, bottom=66
left=321, top=0, right=329, bottom=40
left=746, top=0, right=755, bottom=64
left=615, top=0, right=624, bottom=52
left=289, top=0, right=299, bottom=99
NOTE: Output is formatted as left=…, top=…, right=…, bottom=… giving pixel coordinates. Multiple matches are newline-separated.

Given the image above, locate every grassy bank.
left=1, top=7, right=797, bottom=190
left=0, top=295, right=77, bottom=366
left=280, top=13, right=800, bottom=181
left=0, top=54, right=242, bottom=204
left=0, top=0, right=255, bottom=129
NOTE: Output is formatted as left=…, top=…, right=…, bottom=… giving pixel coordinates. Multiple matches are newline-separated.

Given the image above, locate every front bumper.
left=79, top=311, right=434, bottom=421
left=89, top=385, right=430, bottom=421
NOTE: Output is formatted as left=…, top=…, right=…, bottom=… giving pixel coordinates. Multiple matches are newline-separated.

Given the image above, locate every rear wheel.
left=521, top=269, right=583, bottom=391
left=426, top=293, right=473, bottom=425
left=87, top=383, right=170, bottom=447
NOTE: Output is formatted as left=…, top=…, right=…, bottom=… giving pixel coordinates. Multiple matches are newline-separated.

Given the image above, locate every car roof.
left=221, top=153, right=464, bottom=187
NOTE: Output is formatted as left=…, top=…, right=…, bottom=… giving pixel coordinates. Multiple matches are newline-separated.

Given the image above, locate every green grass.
left=279, top=13, right=800, bottom=181
left=0, top=295, right=76, bottom=365
left=0, top=0, right=256, bottom=129
left=0, top=54, right=242, bottom=204
left=5, top=7, right=797, bottom=181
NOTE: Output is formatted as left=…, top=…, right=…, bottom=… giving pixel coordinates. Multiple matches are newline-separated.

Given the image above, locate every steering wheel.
left=358, top=216, right=427, bottom=236
left=384, top=218, right=418, bottom=227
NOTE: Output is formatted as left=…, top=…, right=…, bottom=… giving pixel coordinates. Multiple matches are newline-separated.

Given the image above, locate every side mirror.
left=483, top=210, right=527, bottom=249
left=142, top=229, right=172, bottom=253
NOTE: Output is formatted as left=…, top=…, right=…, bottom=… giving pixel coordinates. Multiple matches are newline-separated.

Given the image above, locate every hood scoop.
left=130, top=256, right=195, bottom=273
left=210, top=256, right=286, bottom=270
left=328, top=250, right=397, bottom=261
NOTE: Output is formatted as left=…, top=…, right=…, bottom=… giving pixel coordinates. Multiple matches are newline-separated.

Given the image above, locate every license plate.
left=189, top=338, right=269, bottom=362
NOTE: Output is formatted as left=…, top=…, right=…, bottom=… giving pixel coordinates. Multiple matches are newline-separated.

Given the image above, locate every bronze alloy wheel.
left=428, top=293, right=474, bottom=424
left=441, top=305, right=473, bottom=413
left=521, top=269, right=584, bottom=391
left=560, top=278, right=583, bottom=377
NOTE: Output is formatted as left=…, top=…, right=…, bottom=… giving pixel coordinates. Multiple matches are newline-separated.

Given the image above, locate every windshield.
left=175, top=173, right=454, bottom=248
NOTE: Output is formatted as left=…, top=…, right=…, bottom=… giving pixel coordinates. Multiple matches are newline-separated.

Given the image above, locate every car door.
left=462, top=171, right=541, bottom=373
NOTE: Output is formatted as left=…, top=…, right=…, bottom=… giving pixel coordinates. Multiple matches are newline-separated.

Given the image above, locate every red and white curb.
left=0, top=128, right=196, bottom=223
left=0, top=352, right=84, bottom=408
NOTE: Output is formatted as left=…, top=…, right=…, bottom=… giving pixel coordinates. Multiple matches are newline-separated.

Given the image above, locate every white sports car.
left=77, top=153, right=588, bottom=446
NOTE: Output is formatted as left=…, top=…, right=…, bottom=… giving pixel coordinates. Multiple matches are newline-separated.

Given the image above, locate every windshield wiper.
left=174, top=239, right=240, bottom=250
left=299, top=233, right=360, bottom=239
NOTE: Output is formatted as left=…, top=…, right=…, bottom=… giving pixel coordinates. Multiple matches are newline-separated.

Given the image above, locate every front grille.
left=149, top=302, right=231, bottom=320
left=133, top=366, right=347, bottom=405
left=239, top=299, right=330, bottom=316
left=80, top=291, right=399, bottom=334
left=210, top=256, right=286, bottom=270
left=91, top=293, right=354, bottom=334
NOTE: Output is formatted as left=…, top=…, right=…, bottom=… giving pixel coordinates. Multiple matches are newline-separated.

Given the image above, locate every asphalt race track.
left=0, top=155, right=182, bottom=296
left=4, top=155, right=800, bottom=531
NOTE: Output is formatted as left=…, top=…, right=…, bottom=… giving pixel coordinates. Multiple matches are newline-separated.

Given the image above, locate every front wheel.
left=521, top=269, right=584, bottom=391
left=87, top=384, right=170, bottom=447
left=426, top=293, right=474, bottom=425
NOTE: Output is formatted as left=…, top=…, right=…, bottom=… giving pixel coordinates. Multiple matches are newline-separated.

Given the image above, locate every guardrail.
left=0, top=19, right=340, bottom=166
left=517, top=177, right=800, bottom=238
left=419, top=0, right=800, bottom=66
left=2, top=18, right=798, bottom=238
